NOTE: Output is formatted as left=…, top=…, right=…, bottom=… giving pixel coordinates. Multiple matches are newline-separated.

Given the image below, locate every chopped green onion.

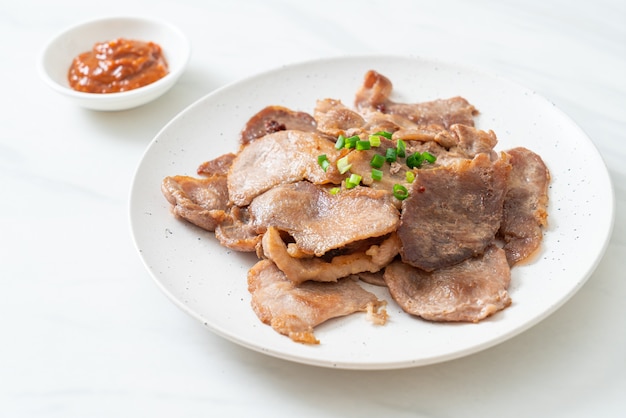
left=371, top=168, right=383, bottom=181
left=356, top=140, right=371, bottom=151
left=344, top=135, right=359, bottom=149
left=317, top=154, right=330, bottom=172
left=337, top=156, right=352, bottom=174
left=329, top=187, right=341, bottom=195
left=406, top=151, right=436, bottom=168
left=373, top=131, right=393, bottom=139
left=393, top=184, right=409, bottom=200
left=370, top=154, right=385, bottom=169
left=423, top=151, right=437, bottom=163
left=349, top=173, right=362, bottom=185
left=368, top=134, right=381, bottom=147
left=345, top=173, right=362, bottom=189
left=335, top=135, right=346, bottom=150
left=406, top=171, right=415, bottom=183
left=406, top=152, right=424, bottom=169
left=396, top=139, right=406, bottom=158
left=385, top=147, right=397, bottom=162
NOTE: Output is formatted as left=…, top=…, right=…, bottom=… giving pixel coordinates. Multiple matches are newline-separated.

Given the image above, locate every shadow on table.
left=79, top=67, right=225, bottom=146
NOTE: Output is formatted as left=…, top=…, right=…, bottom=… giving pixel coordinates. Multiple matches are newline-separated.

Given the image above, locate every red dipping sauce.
left=68, top=38, right=168, bottom=93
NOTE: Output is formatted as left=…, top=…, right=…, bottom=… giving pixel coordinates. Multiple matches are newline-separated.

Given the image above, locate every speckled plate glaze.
left=129, top=56, right=614, bottom=370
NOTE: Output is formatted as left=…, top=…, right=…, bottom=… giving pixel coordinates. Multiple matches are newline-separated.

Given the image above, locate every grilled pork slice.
left=314, top=97, right=428, bottom=140
left=227, top=130, right=344, bottom=206
left=314, top=98, right=366, bottom=138
left=384, top=245, right=512, bottom=322
left=214, top=206, right=260, bottom=252
left=249, top=181, right=400, bottom=257
left=161, top=174, right=229, bottom=231
left=196, top=152, right=236, bottom=177
left=499, top=147, right=550, bottom=265
left=448, top=124, right=498, bottom=160
left=398, top=153, right=510, bottom=271
left=248, top=259, right=387, bottom=344
left=239, top=105, right=318, bottom=146
left=261, top=226, right=400, bottom=284
left=354, top=70, right=478, bottom=128
left=392, top=124, right=458, bottom=148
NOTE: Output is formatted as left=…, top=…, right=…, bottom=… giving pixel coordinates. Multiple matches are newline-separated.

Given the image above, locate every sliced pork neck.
left=161, top=174, right=229, bottom=232
left=261, top=226, right=400, bottom=284
left=227, top=130, right=344, bottom=206
left=354, top=70, right=478, bottom=129
left=196, top=152, right=236, bottom=177
left=398, top=153, right=511, bottom=271
left=248, top=259, right=387, bottom=344
left=499, top=147, right=550, bottom=265
left=314, top=98, right=366, bottom=138
left=214, top=206, right=261, bottom=252
left=249, top=181, right=400, bottom=257
left=448, top=124, right=498, bottom=160
left=239, top=105, right=317, bottom=146
left=384, top=245, right=512, bottom=322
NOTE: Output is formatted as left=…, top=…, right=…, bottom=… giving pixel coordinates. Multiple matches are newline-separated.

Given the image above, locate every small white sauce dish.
left=38, top=16, right=191, bottom=111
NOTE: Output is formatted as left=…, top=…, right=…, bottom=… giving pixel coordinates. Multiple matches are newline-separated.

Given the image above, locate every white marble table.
left=2, top=0, right=624, bottom=416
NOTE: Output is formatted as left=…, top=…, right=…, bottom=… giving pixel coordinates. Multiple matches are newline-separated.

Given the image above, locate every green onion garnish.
left=336, top=156, right=352, bottom=174
left=356, top=140, right=371, bottom=151
left=393, top=184, right=409, bottom=200
left=368, top=134, right=382, bottom=147
left=406, top=151, right=437, bottom=168
left=371, top=168, right=383, bottom=181
left=423, top=151, right=437, bottom=163
left=329, top=187, right=341, bottom=195
left=345, top=173, right=362, bottom=189
left=406, top=152, right=424, bottom=169
left=344, top=135, right=359, bottom=149
left=349, top=173, right=362, bottom=184
left=396, top=139, right=406, bottom=158
left=317, top=154, right=330, bottom=172
left=370, top=154, right=385, bottom=169
left=374, top=131, right=393, bottom=139
left=406, top=171, right=415, bottom=183
left=335, top=135, right=346, bottom=150
left=385, top=147, right=397, bottom=162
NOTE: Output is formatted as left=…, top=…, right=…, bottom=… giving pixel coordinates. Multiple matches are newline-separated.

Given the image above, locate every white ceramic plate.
left=129, top=56, right=614, bottom=369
